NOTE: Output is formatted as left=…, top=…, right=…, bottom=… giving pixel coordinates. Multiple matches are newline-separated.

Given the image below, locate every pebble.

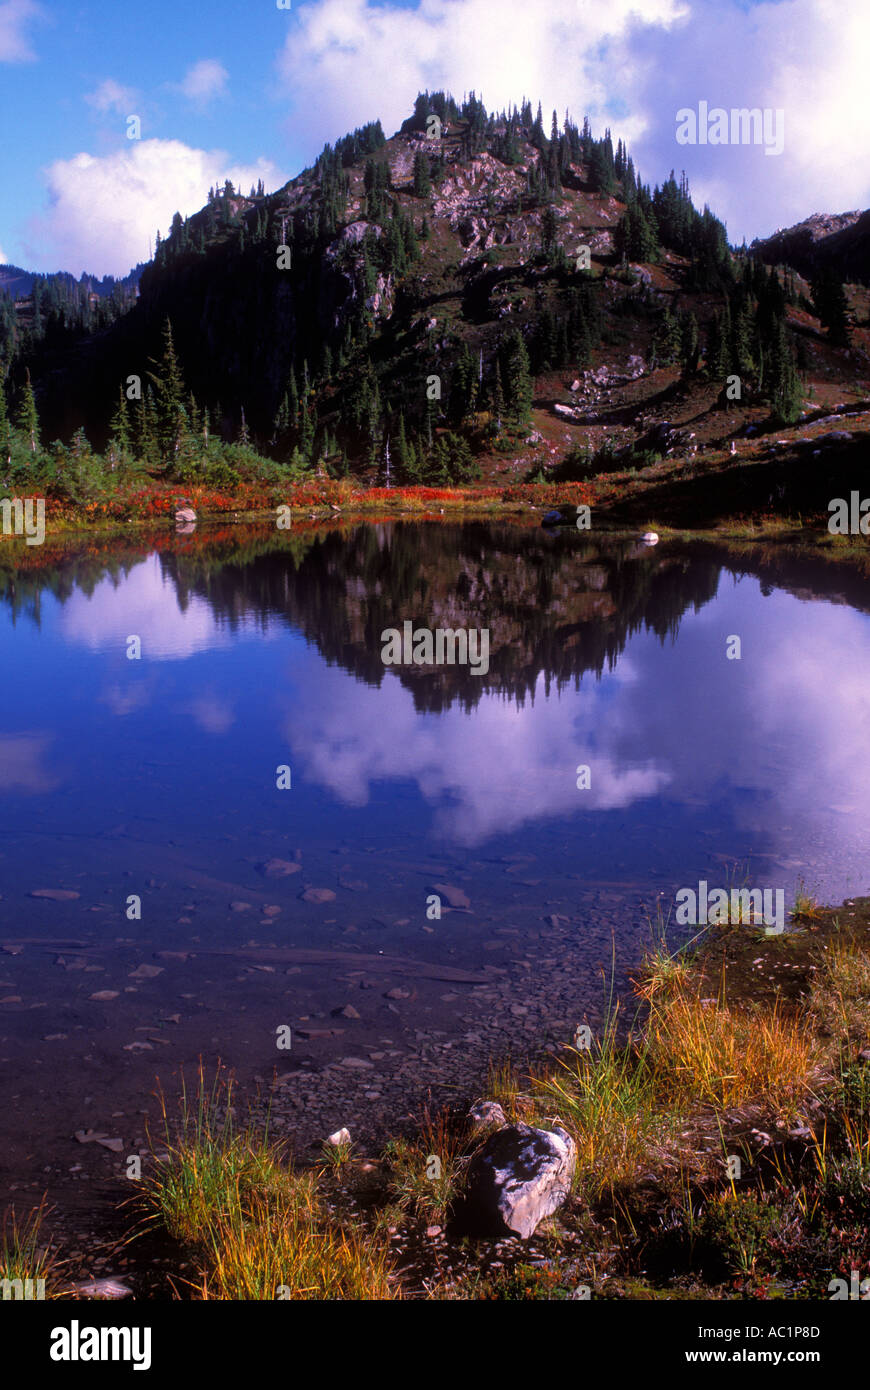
left=301, top=888, right=337, bottom=904
left=260, top=858, right=301, bottom=878
left=429, top=883, right=471, bottom=910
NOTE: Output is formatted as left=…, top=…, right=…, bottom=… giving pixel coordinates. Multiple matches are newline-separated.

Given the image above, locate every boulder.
left=462, top=1121, right=576, bottom=1238
left=541, top=504, right=582, bottom=527
left=814, top=430, right=853, bottom=446
left=175, top=508, right=196, bottom=524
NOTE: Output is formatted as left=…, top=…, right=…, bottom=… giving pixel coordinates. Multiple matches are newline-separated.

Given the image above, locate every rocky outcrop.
left=751, top=209, right=870, bottom=282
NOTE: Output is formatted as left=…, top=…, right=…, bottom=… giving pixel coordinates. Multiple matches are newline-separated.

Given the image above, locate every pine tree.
left=489, top=358, right=505, bottom=436
left=147, top=318, right=188, bottom=465
left=109, top=385, right=131, bottom=456
left=768, top=322, right=802, bottom=424
left=616, top=196, right=659, bottom=262
left=502, top=329, right=533, bottom=424
left=654, top=308, right=681, bottom=366
left=413, top=151, right=432, bottom=198
left=730, top=300, right=755, bottom=375
left=541, top=205, right=558, bottom=256
left=812, top=268, right=850, bottom=347
left=135, top=388, right=159, bottom=468
left=395, top=411, right=410, bottom=479
left=16, top=368, right=39, bottom=454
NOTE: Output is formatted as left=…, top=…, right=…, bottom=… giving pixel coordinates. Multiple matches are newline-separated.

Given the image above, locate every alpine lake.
left=2, top=518, right=870, bottom=1267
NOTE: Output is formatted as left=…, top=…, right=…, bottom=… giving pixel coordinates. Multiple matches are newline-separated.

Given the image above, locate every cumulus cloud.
left=26, top=139, right=287, bottom=276
left=280, top=657, right=671, bottom=844
left=60, top=555, right=271, bottom=658
left=621, top=0, right=870, bottom=242
left=274, top=0, right=870, bottom=244
left=85, top=78, right=137, bottom=116
left=0, top=0, right=42, bottom=62
left=274, top=0, right=684, bottom=153
left=177, top=58, right=229, bottom=107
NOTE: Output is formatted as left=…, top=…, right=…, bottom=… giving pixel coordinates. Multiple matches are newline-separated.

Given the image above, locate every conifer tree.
left=654, top=308, right=681, bottom=365
left=768, top=321, right=803, bottom=424
left=16, top=368, right=39, bottom=454
left=812, top=269, right=850, bottom=347
left=396, top=411, right=410, bottom=478
left=413, top=152, right=432, bottom=198
left=147, top=318, right=188, bottom=465
left=502, top=329, right=533, bottom=424
left=488, top=358, right=505, bottom=436
left=135, top=388, right=159, bottom=468
left=109, top=385, right=131, bottom=457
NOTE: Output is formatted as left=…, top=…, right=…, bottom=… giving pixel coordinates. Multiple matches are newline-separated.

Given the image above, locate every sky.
left=0, top=0, right=867, bottom=278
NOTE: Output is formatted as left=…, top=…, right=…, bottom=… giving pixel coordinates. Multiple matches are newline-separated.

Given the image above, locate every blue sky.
left=1, top=0, right=867, bottom=278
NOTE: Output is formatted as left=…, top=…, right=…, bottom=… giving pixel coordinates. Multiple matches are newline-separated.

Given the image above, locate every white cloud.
left=85, top=78, right=137, bottom=117
left=178, top=58, right=229, bottom=107
left=274, top=0, right=870, bottom=244
left=622, top=0, right=870, bottom=242
left=274, top=0, right=686, bottom=157
left=60, top=555, right=272, bottom=658
left=0, top=0, right=42, bottom=63
left=26, top=139, right=287, bottom=276
left=281, top=658, right=671, bottom=844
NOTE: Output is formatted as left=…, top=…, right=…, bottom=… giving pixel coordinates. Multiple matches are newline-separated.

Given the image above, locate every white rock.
left=71, top=1279, right=132, bottom=1299
left=327, top=1128, right=351, bottom=1147
left=463, top=1122, right=576, bottom=1238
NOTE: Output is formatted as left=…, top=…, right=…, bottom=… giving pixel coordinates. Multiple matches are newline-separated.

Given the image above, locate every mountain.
left=0, top=261, right=144, bottom=302
left=4, top=90, right=868, bottom=491
left=751, top=210, right=870, bottom=284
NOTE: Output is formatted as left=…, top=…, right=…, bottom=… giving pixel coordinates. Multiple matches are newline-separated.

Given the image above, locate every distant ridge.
left=751, top=210, right=870, bottom=283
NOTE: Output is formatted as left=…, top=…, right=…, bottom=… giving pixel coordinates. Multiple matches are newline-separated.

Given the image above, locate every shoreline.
left=6, top=892, right=870, bottom=1300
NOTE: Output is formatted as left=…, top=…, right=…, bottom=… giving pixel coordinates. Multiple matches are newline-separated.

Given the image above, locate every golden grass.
left=632, top=942, right=693, bottom=1002
left=143, top=1063, right=396, bottom=1300
left=0, top=1198, right=60, bottom=1299
left=647, top=990, right=814, bottom=1112
left=805, top=939, right=870, bottom=1048
left=790, top=878, right=826, bottom=923
left=536, top=1010, right=672, bottom=1199
left=536, top=960, right=816, bottom=1199
left=197, top=1177, right=395, bottom=1301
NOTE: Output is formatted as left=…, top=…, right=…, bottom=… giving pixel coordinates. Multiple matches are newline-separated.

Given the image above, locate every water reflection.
left=1, top=523, right=869, bottom=903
